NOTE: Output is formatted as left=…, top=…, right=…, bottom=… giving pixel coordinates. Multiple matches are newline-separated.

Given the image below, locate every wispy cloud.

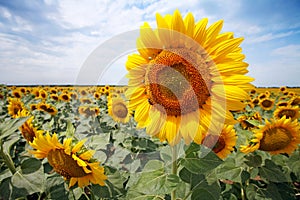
left=246, top=30, right=300, bottom=44
left=0, top=0, right=299, bottom=86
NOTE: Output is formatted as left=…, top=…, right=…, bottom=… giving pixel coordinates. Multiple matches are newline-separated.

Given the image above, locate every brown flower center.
left=277, top=109, right=297, bottom=120
left=47, top=149, right=87, bottom=179
left=113, top=102, right=128, bottom=118
left=21, top=122, right=36, bottom=143
left=259, top=127, right=292, bottom=151
left=202, top=134, right=226, bottom=153
left=145, top=48, right=212, bottom=116
left=261, top=99, right=273, bottom=108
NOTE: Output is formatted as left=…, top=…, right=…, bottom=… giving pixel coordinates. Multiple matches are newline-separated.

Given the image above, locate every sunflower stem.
left=240, top=183, right=246, bottom=200
left=171, top=145, right=178, bottom=200
left=0, top=140, right=16, bottom=174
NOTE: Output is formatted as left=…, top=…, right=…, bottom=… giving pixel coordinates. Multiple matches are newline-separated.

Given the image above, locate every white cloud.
left=271, top=44, right=300, bottom=58
left=245, top=30, right=299, bottom=44
left=0, top=0, right=299, bottom=86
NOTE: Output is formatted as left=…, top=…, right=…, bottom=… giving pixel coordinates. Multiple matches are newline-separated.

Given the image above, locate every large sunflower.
left=240, top=116, right=300, bottom=155
left=201, top=124, right=237, bottom=159
left=125, top=10, right=254, bottom=145
left=29, top=133, right=107, bottom=188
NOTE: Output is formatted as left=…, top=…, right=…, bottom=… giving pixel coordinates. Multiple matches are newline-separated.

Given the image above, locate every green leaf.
left=130, top=194, right=165, bottom=200
left=44, top=175, right=69, bottom=200
left=128, top=160, right=179, bottom=196
left=90, top=133, right=110, bottom=150
left=191, top=181, right=221, bottom=200
left=11, top=164, right=45, bottom=195
left=256, top=182, right=287, bottom=200
left=259, top=159, right=287, bottom=183
left=179, top=167, right=205, bottom=189
left=216, top=161, right=243, bottom=183
left=181, top=147, right=223, bottom=174
left=21, top=157, right=42, bottom=174
left=0, top=117, right=29, bottom=140
left=0, top=177, right=11, bottom=200
left=244, top=154, right=262, bottom=167
left=184, top=142, right=201, bottom=157
left=245, top=119, right=260, bottom=126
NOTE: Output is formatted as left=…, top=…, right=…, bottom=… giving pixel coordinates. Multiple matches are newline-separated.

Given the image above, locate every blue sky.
left=0, top=0, right=300, bottom=86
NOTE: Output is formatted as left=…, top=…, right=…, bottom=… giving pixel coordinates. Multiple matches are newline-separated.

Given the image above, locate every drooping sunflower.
left=37, top=102, right=58, bottom=116
left=7, top=98, right=26, bottom=118
left=290, top=96, right=300, bottom=106
left=237, top=111, right=262, bottom=130
left=273, top=105, right=299, bottom=121
left=240, top=116, right=300, bottom=155
left=50, top=94, right=59, bottom=101
left=16, top=110, right=43, bottom=142
left=125, top=10, right=254, bottom=145
left=29, top=133, right=107, bottom=188
left=201, top=124, right=237, bottom=159
left=69, top=91, right=79, bottom=100
left=78, top=105, right=100, bottom=118
left=80, top=97, right=93, bottom=104
left=276, top=101, right=289, bottom=108
left=107, top=97, right=131, bottom=123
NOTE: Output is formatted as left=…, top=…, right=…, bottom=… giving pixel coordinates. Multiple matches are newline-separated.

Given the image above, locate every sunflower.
left=251, top=97, right=260, bottom=106
left=258, top=93, right=268, bottom=100
left=273, top=105, right=299, bottom=121
left=12, top=89, right=22, bottom=98
left=79, top=88, right=88, bottom=96
left=125, top=10, right=254, bottom=145
left=276, top=101, right=289, bottom=107
left=7, top=98, right=26, bottom=118
left=279, top=86, right=287, bottom=93
left=50, top=94, right=59, bottom=101
left=30, top=103, right=38, bottom=111
left=38, top=89, right=48, bottom=99
left=240, top=116, right=300, bottom=155
left=249, top=89, right=256, bottom=95
left=59, top=93, right=71, bottom=102
left=16, top=110, right=43, bottom=142
left=78, top=105, right=100, bottom=117
left=290, top=96, right=300, bottom=106
left=107, top=97, right=131, bottom=123
left=237, top=111, right=261, bottom=130
left=50, top=88, right=58, bottom=94
left=80, top=98, right=93, bottom=104
left=69, top=91, right=79, bottom=100
left=37, top=103, right=58, bottom=116
left=93, top=92, right=101, bottom=99
left=29, top=133, right=107, bottom=188
left=19, top=87, right=27, bottom=94
left=201, top=124, right=237, bottom=159
left=31, top=88, right=40, bottom=97
left=259, top=98, right=274, bottom=111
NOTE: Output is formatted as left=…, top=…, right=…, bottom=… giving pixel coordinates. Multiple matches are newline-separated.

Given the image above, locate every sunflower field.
left=1, top=10, right=300, bottom=200
left=0, top=84, right=299, bottom=200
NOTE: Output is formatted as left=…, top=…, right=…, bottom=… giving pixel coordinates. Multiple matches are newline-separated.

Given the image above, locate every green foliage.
left=0, top=85, right=299, bottom=199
